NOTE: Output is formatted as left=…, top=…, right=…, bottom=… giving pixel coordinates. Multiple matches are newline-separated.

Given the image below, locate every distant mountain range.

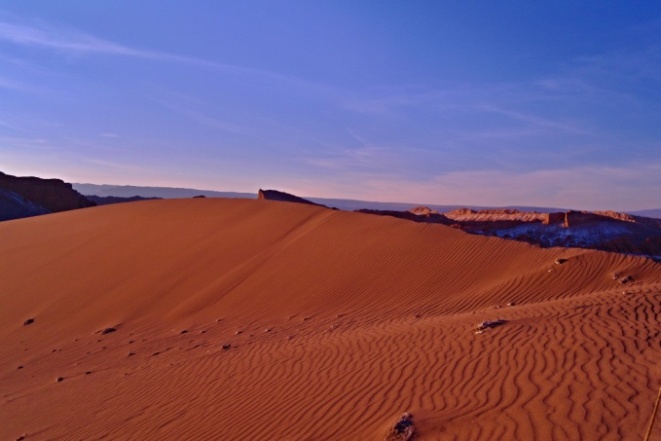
left=73, top=183, right=570, bottom=214
left=630, top=208, right=661, bottom=219
left=72, top=183, right=254, bottom=200
left=73, top=182, right=659, bottom=218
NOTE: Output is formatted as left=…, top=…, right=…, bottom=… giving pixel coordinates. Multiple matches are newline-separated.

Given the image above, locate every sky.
left=1, top=1, right=660, bottom=210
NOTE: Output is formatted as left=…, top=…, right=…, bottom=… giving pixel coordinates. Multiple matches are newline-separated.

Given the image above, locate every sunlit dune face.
left=1, top=199, right=660, bottom=440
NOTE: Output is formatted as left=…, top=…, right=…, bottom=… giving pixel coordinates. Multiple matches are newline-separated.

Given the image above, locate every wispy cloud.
left=304, top=145, right=399, bottom=171
left=476, top=104, right=592, bottom=135
left=82, top=157, right=156, bottom=174
left=0, top=73, right=30, bottom=91
left=152, top=96, right=250, bottom=136
left=0, top=21, right=142, bottom=55
left=535, top=39, right=661, bottom=111
left=342, top=87, right=467, bottom=116
left=575, top=47, right=661, bottom=86
left=0, top=119, right=26, bottom=131
left=303, top=129, right=420, bottom=174
left=0, top=20, right=319, bottom=89
left=0, top=134, right=54, bottom=149
left=343, top=32, right=661, bottom=146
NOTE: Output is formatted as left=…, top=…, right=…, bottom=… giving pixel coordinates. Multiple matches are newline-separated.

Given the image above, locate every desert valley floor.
left=1, top=198, right=660, bottom=440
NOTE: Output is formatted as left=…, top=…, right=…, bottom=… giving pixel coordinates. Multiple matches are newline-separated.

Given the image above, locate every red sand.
left=1, top=199, right=659, bottom=440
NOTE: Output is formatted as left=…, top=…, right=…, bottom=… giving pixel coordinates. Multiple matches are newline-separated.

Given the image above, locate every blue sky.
left=1, top=1, right=660, bottom=210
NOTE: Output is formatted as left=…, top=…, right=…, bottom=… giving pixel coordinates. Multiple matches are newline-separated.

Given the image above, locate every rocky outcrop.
left=409, top=206, right=440, bottom=216
left=562, top=211, right=615, bottom=228
left=543, top=212, right=566, bottom=226
left=356, top=208, right=453, bottom=225
left=468, top=209, right=661, bottom=256
left=543, top=210, right=658, bottom=229
left=85, top=195, right=160, bottom=206
left=0, top=171, right=95, bottom=217
left=358, top=205, right=661, bottom=257
left=447, top=208, right=545, bottom=222
left=258, top=189, right=331, bottom=208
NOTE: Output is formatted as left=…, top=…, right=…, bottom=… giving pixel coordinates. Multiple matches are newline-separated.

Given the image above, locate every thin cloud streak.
left=476, top=105, right=593, bottom=135
left=0, top=21, right=139, bottom=54
left=0, top=135, right=53, bottom=149
left=0, top=119, right=26, bottom=131
left=0, top=20, right=320, bottom=90
left=0, top=73, right=31, bottom=91
left=155, top=100, right=244, bottom=134
left=303, top=144, right=411, bottom=173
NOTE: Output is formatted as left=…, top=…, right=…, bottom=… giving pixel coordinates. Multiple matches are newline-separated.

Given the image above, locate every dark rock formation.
left=0, top=171, right=95, bottom=215
left=385, top=413, right=415, bottom=441
left=85, top=195, right=160, bottom=206
left=476, top=319, right=508, bottom=333
left=258, top=189, right=331, bottom=208
left=356, top=207, right=453, bottom=225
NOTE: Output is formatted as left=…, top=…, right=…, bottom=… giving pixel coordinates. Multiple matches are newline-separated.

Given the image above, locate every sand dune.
left=1, top=199, right=659, bottom=440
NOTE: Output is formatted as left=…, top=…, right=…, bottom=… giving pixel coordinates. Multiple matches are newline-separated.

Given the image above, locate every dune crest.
left=1, top=198, right=659, bottom=440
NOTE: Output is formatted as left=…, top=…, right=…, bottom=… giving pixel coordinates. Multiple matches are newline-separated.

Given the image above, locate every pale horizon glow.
left=1, top=2, right=660, bottom=211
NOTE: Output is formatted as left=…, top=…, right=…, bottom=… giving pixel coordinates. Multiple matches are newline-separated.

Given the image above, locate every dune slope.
left=1, top=199, right=659, bottom=440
